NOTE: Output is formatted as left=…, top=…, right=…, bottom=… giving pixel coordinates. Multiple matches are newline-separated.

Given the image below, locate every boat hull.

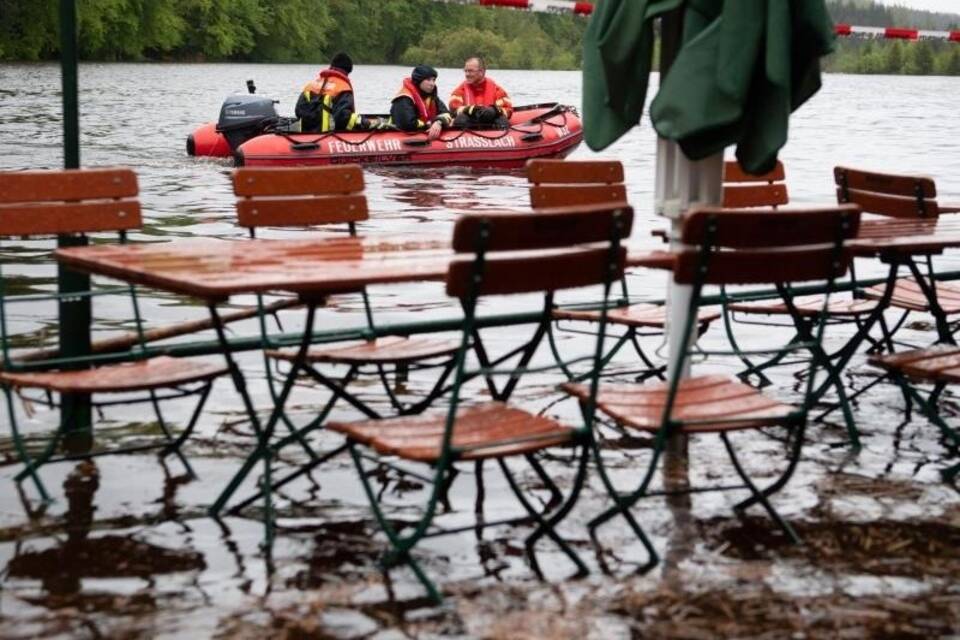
left=235, top=106, right=582, bottom=169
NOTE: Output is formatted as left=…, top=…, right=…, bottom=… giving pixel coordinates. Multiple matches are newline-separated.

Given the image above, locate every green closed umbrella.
left=651, top=0, right=835, bottom=174
left=583, top=0, right=835, bottom=175
left=581, top=0, right=683, bottom=151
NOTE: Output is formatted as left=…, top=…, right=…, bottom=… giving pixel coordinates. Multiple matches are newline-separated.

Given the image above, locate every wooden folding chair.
left=0, top=168, right=227, bottom=504
left=868, top=346, right=960, bottom=481
left=837, top=166, right=960, bottom=345
left=215, top=166, right=464, bottom=514
left=565, top=205, right=860, bottom=573
left=527, top=159, right=718, bottom=381
left=329, top=203, right=633, bottom=603
left=719, top=162, right=877, bottom=446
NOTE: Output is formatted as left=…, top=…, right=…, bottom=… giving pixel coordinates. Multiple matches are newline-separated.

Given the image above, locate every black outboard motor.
left=215, top=93, right=279, bottom=151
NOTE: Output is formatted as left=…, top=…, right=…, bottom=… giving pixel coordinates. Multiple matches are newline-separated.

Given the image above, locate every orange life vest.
left=394, top=78, right=438, bottom=124
left=301, top=69, right=357, bottom=132
left=449, top=77, right=513, bottom=118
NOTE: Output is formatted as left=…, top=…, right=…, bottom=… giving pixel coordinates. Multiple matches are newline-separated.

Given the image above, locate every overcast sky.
left=874, top=0, right=960, bottom=14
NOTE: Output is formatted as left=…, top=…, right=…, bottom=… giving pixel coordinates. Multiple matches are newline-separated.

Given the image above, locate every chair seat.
left=265, top=336, right=461, bottom=365
left=561, top=374, right=796, bottom=433
left=553, top=303, right=720, bottom=328
left=861, top=278, right=960, bottom=314
left=728, top=295, right=878, bottom=317
left=328, top=401, right=576, bottom=462
left=868, top=344, right=960, bottom=382
left=0, top=356, right=226, bottom=394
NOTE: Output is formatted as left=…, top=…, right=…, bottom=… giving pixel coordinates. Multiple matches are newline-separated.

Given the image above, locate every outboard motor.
left=215, top=93, right=280, bottom=151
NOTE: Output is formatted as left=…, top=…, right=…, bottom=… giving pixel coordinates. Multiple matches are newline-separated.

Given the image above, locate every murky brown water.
left=1, top=63, right=959, bottom=638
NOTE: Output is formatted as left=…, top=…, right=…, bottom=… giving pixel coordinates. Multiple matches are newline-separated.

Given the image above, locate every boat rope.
left=270, top=104, right=576, bottom=148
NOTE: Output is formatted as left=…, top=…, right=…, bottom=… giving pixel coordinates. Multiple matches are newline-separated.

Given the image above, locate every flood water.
left=1, top=63, right=959, bottom=638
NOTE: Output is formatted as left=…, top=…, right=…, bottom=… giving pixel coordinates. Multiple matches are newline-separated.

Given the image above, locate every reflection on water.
left=1, top=63, right=960, bottom=636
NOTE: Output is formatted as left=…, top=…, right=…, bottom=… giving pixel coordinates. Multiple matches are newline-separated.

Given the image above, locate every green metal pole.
left=58, top=0, right=92, bottom=445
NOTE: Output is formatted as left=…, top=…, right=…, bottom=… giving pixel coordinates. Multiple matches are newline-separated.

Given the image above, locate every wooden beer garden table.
left=54, top=234, right=671, bottom=521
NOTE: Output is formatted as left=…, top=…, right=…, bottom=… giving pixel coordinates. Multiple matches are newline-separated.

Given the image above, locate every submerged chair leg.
left=501, top=444, right=590, bottom=579
left=720, top=431, right=802, bottom=544
left=587, top=427, right=661, bottom=574
left=4, top=384, right=52, bottom=503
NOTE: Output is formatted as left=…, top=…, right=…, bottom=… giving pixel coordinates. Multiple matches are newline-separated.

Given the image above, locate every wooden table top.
left=56, top=234, right=674, bottom=301
left=849, top=216, right=960, bottom=256
left=56, top=236, right=454, bottom=300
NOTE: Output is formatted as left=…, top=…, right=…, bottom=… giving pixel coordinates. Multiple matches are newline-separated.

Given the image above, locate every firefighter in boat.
left=449, top=56, right=513, bottom=129
left=390, top=65, right=453, bottom=140
left=295, top=52, right=378, bottom=132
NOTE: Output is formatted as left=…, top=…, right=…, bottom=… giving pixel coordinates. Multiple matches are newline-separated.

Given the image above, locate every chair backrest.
left=834, top=166, right=939, bottom=218
left=0, top=168, right=142, bottom=236
left=447, top=203, right=633, bottom=298
left=526, top=159, right=627, bottom=209
left=722, top=160, right=788, bottom=208
left=233, top=165, right=368, bottom=233
left=0, top=168, right=144, bottom=369
left=674, top=205, right=861, bottom=285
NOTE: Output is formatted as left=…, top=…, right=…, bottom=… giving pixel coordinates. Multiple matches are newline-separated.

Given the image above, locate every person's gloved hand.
left=478, top=106, right=499, bottom=122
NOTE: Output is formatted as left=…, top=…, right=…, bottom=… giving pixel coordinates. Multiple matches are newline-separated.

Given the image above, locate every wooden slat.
left=722, top=184, right=788, bottom=208
left=0, top=201, right=142, bottom=236
left=530, top=184, right=627, bottom=209
left=526, top=159, right=624, bottom=184
left=266, top=336, right=460, bottom=365
left=0, top=356, right=226, bottom=393
left=837, top=187, right=939, bottom=218
left=452, top=205, right=633, bottom=252
left=446, top=246, right=626, bottom=297
left=56, top=236, right=453, bottom=300
left=0, top=168, right=138, bottom=204
left=562, top=375, right=794, bottom=433
left=723, top=160, right=785, bottom=184
left=680, top=206, right=861, bottom=248
left=329, top=402, right=574, bottom=462
left=553, top=303, right=721, bottom=328
left=674, top=245, right=852, bottom=285
left=834, top=166, right=937, bottom=198
left=233, top=165, right=364, bottom=196
left=235, top=195, right=368, bottom=228
left=729, top=295, right=879, bottom=317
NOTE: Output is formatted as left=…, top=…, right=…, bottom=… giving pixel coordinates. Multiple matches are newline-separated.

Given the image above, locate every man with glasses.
left=449, top=56, right=513, bottom=129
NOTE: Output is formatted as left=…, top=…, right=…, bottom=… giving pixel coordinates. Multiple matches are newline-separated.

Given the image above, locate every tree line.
left=0, top=0, right=583, bottom=68
left=0, top=0, right=958, bottom=76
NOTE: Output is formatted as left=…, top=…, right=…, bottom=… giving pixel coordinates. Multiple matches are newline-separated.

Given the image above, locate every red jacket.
left=449, top=77, right=513, bottom=118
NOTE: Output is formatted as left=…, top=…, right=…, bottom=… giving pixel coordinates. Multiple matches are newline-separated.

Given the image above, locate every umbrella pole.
left=58, top=0, right=93, bottom=445
left=656, top=7, right=724, bottom=379
left=655, top=7, right=724, bottom=582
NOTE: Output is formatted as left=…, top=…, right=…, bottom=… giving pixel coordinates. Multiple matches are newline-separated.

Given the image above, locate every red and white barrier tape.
left=439, top=0, right=960, bottom=42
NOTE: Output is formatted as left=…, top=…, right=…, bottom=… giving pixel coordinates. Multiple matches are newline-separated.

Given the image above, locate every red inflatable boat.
left=188, top=101, right=582, bottom=169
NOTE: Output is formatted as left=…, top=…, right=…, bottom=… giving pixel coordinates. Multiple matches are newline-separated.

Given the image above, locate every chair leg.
left=525, top=453, right=563, bottom=509
left=4, top=384, right=52, bottom=503
left=348, top=442, right=444, bottom=604
left=150, top=388, right=196, bottom=479
left=587, top=429, right=660, bottom=574
left=720, top=431, right=802, bottom=544
left=721, top=308, right=774, bottom=388
left=501, top=445, right=589, bottom=579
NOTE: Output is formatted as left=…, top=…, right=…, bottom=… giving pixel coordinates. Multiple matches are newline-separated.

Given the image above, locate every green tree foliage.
left=0, top=0, right=955, bottom=76
left=0, top=0, right=585, bottom=67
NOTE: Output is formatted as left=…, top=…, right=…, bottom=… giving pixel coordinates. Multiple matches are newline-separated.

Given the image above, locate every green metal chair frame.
left=526, top=159, right=716, bottom=382
left=329, top=203, right=633, bottom=603
left=572, top=205, right=861, bottom=573
left=0, top=168, right=225, bottom=505
left=211, top=165, right=464, bottom=517
left=868, top=346, right=960, bottom=482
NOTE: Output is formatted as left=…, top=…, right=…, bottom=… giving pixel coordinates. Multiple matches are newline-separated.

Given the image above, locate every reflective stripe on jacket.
left=448, top=77, right=513, bottom=118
